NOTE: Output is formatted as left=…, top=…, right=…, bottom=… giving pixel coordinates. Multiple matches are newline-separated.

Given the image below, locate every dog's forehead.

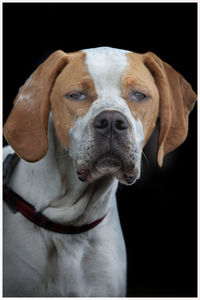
left=83, top=47, right=130, bottom=94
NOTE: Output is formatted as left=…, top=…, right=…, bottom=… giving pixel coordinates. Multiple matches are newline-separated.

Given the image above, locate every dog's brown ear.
left=3, top=50, right=68, bottom=162
left=143, top=52, right=197, bottom=167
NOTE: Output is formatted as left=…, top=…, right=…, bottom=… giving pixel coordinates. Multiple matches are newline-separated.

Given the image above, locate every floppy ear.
left=143, top=52, right=197, bottom=167
left=3, top=50, right=68, bottom=162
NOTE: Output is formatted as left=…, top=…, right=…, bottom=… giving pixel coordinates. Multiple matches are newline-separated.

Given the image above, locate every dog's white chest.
left=41, top=226, right=126, bottom=297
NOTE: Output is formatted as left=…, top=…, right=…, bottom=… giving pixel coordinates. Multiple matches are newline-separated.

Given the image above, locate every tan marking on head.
left=3, top=50, right=69, bottom=162
left=121, top=52, right=159, bottom=146
left=125, top=76, right=136, bottom=87
left=50, top=51, right=97, bottom=149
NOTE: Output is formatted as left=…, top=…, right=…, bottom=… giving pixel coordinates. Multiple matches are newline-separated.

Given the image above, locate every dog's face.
left=3, top=47, right=196, bottom=185
left=50, top=48, right=159, bottom=184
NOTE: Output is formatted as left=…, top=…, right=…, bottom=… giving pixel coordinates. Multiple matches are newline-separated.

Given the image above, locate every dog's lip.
left=95, top=152, right=122, bottom=167
left=76, top=153, right=138, bottom=184
left=124, top=175, right=135, bottom=185
left=77, top=152, right=122, bottom=182
left=77, top=169, right=91, bottom=182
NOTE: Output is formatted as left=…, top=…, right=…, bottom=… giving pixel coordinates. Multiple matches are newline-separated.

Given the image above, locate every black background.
left=3, top=3, right=197, bottom=297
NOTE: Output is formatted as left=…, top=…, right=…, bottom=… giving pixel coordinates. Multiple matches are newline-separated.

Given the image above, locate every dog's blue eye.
left=131, top=92, right=147, bottom=102
left=68, top=92, right=86, bottom=101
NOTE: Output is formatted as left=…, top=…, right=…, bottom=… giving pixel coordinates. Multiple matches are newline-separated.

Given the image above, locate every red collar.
left=3, top=153, right=106, bottom=234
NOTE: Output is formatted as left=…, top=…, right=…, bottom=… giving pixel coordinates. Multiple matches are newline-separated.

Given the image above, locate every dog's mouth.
left=77, top=152, right=139, bottom=185
left=95, top=152, right=122, bottom=172
left=77, top=152, right=121, bottom=181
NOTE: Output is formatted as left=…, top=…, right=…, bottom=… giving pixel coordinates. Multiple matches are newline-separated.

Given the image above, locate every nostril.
left=115, top=119, right=128, bottom=131
left=93, top=111, right=129, bottom=135
left=94, top=118, right=108, bottom=129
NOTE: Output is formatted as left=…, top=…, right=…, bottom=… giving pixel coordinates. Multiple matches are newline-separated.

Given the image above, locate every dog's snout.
left=93, top=111, right=129, bottom=135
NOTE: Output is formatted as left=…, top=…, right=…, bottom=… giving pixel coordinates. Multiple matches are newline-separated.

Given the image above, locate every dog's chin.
left=95, top=153, right=122, bottom=173
left=76, top=153, right=140, bottom=186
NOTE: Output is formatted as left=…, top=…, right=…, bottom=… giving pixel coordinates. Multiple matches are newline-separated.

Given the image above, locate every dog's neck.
left=9, top=116, right=118, bottom=226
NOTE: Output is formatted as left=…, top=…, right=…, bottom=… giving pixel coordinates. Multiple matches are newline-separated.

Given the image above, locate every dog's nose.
left=93, top=111, right=129, bottom=135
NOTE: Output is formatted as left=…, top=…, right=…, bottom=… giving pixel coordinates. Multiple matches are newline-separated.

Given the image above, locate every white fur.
left=83, top=46, right=129, bottom=95
left=3, top=117, right=126, bottom=297
left=83, top=46, right=144, bottom=148
left=3, top=47, right=145, bottom=297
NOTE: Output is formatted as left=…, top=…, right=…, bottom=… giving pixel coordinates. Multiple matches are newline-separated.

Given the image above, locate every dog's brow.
left=81, top=76, right=94, bottom=86
left=68, top=76, right=93, bottom=88
left=65, top=77, right=94, bottom=91
left=124, top=76, right=136, bottom=86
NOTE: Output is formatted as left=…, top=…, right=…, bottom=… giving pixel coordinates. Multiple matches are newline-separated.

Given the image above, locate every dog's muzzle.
left=75, top=110, right=142, bottom=185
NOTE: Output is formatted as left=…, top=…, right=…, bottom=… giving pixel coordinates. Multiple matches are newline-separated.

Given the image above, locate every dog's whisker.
left=142, top=151, right=150, bottom=166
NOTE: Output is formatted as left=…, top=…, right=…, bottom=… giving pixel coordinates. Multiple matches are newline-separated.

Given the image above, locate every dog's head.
left=4, top=47, right=196, bottom=185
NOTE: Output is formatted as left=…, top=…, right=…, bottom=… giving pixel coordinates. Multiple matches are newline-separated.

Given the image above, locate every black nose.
left=93, top=111, right=129, bottom=135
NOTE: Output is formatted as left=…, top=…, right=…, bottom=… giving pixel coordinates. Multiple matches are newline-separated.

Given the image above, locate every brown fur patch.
left=50, top=51, right=97, bottom=149
left=121, top=53, right=159, bottom=146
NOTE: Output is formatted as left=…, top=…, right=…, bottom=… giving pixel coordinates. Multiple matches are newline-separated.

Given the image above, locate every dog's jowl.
left=3, top=47, right=196, bottom=297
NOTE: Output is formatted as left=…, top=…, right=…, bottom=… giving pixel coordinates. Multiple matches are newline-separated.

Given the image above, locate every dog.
left=3, top=47, right=196, bottom=296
